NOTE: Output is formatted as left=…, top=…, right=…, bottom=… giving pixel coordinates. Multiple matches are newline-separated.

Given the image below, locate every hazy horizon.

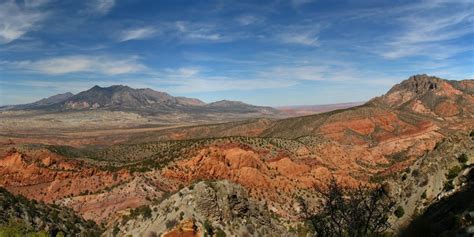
left=0, top=0, right=473, bottom=106
left=0, top=82, right=371, bottom=107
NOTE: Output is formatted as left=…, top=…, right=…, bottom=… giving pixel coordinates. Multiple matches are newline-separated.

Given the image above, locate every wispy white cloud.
left=164, top=77, right=296, bottom=93
left=118, top=27, right=158, bottom=42
left=375, top=3, right=474, bottom=59
left=24, top=0, right=50, bottom=8
left=258, top=66, right=327, bottom=81
left=236, top=15, right=264, bottom=26
left=149, top=67, right=296, bottom=93
left=290, top=0, right=314, bottom=8
left=175, top=21, right=224, bottom=41
left=86, top=0, right=115, bottom=15
left=276, top=25, right=321, bottom=46
left=0, top=0, right=49, bottom=44
left=2, top=55, right=147, bottom=75
left=278, top=32, right=320, bottom=46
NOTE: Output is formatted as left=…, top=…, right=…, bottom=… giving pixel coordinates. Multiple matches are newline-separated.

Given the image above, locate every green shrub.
left=165, top=219, right=177, bottom=229
left=457, top=154, right=468, bottom=164
left=0, top=222, right=49, bottom=237
left=203, top=220, right=214, bottom=236
left=215, top=228, right=226, bottom=237
left=421, top=191, right=427, bottom=199
left=128, top=205, right=152, bottom=220
left=395, top=206, right=405, bottom=218
left=443, top=181, right=454, bottom=191
left=446, top=166, right=462, bottom=180
left=112, top=225, right=120, bottom=236
left=411, top=169, right=420, bottom=177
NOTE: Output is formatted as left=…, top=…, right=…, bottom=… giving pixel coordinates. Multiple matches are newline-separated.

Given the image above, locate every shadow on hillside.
left=400, top=169, right=474, bottom=237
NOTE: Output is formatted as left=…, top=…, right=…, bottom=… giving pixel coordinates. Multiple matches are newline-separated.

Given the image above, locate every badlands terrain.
left=0, top=74, right=473, bottom=236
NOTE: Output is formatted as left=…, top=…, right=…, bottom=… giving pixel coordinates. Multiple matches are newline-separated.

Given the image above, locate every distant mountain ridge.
left=58, top=85, right=207, bottom=110
left=0, top=92, right=74, bottom=110
left=2, top=85, right=280, bottom=118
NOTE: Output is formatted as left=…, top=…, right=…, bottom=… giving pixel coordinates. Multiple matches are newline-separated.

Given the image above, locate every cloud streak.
left=382, top=11, right=474, bottom=59
left=236, top=15, right=264, bottom=26
left=376, top=2, right=474, bottom=59
left=88, top=0, right=115, bottom=15
left=0, top=0, right=49, bottom=44
left=2, top=55, right=147, bottom=75
left=175, top=21, right=224, bottom=41
left=273, top=23, right=322, bottom=47
left=118, top=27, right=158, bottom=42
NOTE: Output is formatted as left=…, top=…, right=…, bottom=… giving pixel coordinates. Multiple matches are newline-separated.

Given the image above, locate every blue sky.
left=0, top=0, right=473, bottom=106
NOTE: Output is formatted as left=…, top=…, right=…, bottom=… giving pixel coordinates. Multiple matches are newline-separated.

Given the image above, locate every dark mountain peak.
left=109, top=85, right=131, bottom=90
left=88, top=85, right=131, bottom=92
left=388, top=74, right=442, bottom=95
left=91, top=85, right=102, bottom=89
left=208, top=100, right=248, bottom=107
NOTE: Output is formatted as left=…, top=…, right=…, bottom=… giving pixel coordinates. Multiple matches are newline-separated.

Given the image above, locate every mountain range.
left=1, top=85, right=279, bottom=116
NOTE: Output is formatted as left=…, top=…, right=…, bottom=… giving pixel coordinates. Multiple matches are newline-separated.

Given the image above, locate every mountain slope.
left=0, top=92, right=74, bottom=110
left=371, top=74, right=474, bottom=120
left=259, top=75, right=472, bottom=142
left=0, top=187, right=101, bottom=236
left=400, top=169, right=474, bottom=237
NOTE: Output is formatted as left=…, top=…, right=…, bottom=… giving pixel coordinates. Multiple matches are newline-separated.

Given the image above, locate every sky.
left=0, top=0, right=473, bottom=106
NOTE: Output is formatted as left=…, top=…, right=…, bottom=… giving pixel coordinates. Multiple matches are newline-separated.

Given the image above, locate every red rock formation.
left=0, top=150, right=131, bottom=203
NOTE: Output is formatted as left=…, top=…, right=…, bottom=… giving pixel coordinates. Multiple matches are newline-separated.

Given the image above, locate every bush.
left=128, top=205, right=152, bottom=220
left=203, top=220, right=214, bottom=236
left=165, top=219, right=177, bottom=229
left=411, top=169, right=420, bottom=177
left=457, top=154, right=468, bottom=164
left=395, top=206, right=405, bottom=218
left=443, top=181, right=454, bottom=191
left=112, top=225, right=120, bottom=237
left=0, top=222, right=49, bottom=237
left=446, top=166, right=462, bottom=180
left=301, top=178, right=395, bottom=237
left=215, top=228, right=226, bottom=237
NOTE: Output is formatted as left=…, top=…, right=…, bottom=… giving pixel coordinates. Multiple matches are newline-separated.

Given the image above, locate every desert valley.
left=0, top=74, right=473, bottom=236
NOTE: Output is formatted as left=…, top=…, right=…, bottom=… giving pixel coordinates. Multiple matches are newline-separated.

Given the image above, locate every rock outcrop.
left=105, top=180, right=288, bottom=237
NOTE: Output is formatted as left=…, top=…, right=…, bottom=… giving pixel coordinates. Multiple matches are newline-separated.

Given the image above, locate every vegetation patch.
left=0, top=187, right=102, bottom=236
